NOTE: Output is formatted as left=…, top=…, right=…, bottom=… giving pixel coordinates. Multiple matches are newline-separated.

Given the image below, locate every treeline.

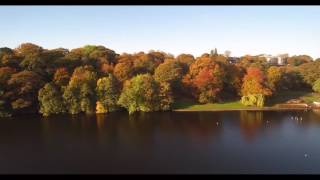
left=1, top=43, right=320, bottom=117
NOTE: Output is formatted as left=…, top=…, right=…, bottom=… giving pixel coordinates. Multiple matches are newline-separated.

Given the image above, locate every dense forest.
left=1, top=43, right=320, bottom=117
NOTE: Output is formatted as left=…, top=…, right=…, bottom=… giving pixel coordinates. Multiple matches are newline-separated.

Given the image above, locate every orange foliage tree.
left=241, top=67, right=272, bottom=96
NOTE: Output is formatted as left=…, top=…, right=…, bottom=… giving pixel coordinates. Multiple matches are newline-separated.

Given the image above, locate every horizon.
left=1, top=6, right=320, bottom=59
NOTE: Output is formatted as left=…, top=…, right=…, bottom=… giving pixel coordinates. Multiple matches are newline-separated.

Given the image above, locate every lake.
left=1, top=110, right=320, bottom=174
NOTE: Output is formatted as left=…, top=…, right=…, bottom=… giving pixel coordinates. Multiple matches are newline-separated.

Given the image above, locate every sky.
left=1, top=6, right=320, bottom=58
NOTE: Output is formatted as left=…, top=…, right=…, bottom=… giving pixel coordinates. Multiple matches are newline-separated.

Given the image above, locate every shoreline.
left=173, top=107, right=319, bottom=112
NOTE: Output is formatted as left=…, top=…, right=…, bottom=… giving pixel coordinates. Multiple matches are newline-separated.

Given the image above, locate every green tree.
left=38, top=83, right=66, bottom=116
left=96, top=74, right=119, bottom=113
left=63, top=85, right=81, bottom=114
left=63, top=66, right=97, bottom=114
left=241, top=94, right=265, bottom=107
left=80, top=83, right=96, bottom=114
left=118, top=74, right=160, bottom=114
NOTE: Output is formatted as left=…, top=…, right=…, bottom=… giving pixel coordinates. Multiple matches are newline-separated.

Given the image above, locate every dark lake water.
left=1, top=110, right=320, bottom=174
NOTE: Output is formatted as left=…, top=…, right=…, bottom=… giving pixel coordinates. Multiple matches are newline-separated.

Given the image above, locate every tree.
left=0, top=67, right=16, bottom=116
left=223, top=64, right=244, bottom=97
left=118, top=74, right=160, bottom=114
left=313, top=79, right=320, bottom=93
left=113, top=62, right=134, bottom=82
left=63, top=85, right=81, bottom=114
left=184, top=56, right=226, bottom=103
left=0, top=47, right=21, bottom=68
left=241, top=67, right=271, bottom=100
left=96, top=74, right=119, bottom=113
left=148, top=50, right=170, bottom=66
left=80, top=83, right=96, bottom=114
left=0, top=67, right=16, bottom=86
left=193, top=67, right=224, bottom=103
left=175, top=54, right=195, bottom=73
left=267, top=66, right=284, bottom=92
left=133, top=52, right=156, bottom=75
left=159, top=82, right=174, bottom=110
left=282, top=67, right=306, bottom=90
left=241, top=94, right=265, bottom=107
left=8, top=70, right=45, bottom=112
left=38, top=83, right=66, bottom=116
left=15, top=43, right=43, bottom=56
left=154, top=61, right=183, bottom=87
left=299, top=60, right=320, bottom=86
left=53, top=67, right=70, bottom=89
left=0, top=89, right=11, bottom=117
left=63, top=66, right=97, bottom=114
left=238, top=55, right=269, bottom=71
left=287, top=55, right=313, bottom=66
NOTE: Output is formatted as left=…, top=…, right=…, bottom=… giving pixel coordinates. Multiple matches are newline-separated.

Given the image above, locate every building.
left=228, top=57, right=240, bottom=64
left=258, top=54, right=288, bottom=66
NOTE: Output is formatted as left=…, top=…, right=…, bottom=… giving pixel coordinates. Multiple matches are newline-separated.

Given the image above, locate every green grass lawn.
left=173, top=91, right=320, bottom=111
left=172, top=100, right=247, bottom=110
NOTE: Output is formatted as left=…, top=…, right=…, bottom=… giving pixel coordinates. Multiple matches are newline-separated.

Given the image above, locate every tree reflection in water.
left=37, top=110, right=320, bottom=147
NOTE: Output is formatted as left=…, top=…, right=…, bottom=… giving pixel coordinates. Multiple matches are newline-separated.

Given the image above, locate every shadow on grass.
left=172, top=101, right=196, bottom=110
left=266, top=90, right=311, bottom=107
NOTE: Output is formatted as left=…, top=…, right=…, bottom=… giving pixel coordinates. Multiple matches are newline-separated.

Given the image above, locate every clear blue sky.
left=1, top=6, right=320, bottom=58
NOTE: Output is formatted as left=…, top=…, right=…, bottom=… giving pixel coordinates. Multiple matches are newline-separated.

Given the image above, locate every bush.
left=241, top=94, right=265, bottom=107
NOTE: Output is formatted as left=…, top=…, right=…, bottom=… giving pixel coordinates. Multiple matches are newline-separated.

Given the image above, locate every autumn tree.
left=241, top=67, right=271, bottom=96
left=184, top=56, right=226, bottom=103
left=0, top=47, right=21, bottom=68
left=175, top=54, right=195, bottom=73
left=53, top=67, right=70, bottom=89
left=154, top=60, right=183, bottom=90
left=63, top=66, right=97, bottom=114
left=223, top=64, right=244, bottom=97
left=38, top=83, right=66, bottom=116
left=0, top=67, right=16, bottom=116
left=148, top=50, right=171, bottom=66
left=267, top=66, right=285, bottom=92
left=158, top=82, right=174, bottom=110
left=118, top=74, right=161, bottom=114
left=238, top=55, right=269, bottom=71
left=8, top=70, right=45, bottom=112
left=15, top=43, right=43, bottom=56
left=133, top=52, right=156, bottom=75
left=193, top=67, right=224, bottom=103
left=113, top=54, right=135, bottom=82
left=287, top=55, right=313, bottom=66
left=96, top=74, right=119, bottom=113
left=298, top=60, right=320, bottom=86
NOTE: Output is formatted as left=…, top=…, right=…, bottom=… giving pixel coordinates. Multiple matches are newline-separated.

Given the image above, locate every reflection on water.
left=0, top=110, right=320, bottom=174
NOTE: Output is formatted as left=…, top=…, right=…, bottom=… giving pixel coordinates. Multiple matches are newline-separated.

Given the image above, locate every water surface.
left=1, top=110, right=320, bottom=174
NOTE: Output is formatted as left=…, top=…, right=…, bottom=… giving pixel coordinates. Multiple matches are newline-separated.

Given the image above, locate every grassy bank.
left=173, top=91, right=320, bottom=111
left=172, top=101, right=247, bottom=111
